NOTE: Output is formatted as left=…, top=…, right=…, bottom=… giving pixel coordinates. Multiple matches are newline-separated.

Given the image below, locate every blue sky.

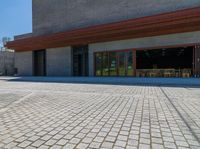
left=0, top=0, right=32, bottom=46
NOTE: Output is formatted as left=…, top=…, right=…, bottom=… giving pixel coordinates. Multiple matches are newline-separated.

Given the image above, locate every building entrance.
left=33, top=50, right=46, bottom=76
left=72, top=46, right=89, bottom=76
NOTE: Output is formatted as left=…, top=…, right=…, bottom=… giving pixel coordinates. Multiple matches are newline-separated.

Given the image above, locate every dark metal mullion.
left=193, top=46, right=195, bottom=77
left=125, top=51, right=128, bottom=77
left=101, top=53, right=103, bottom=76
left=116, top=52, right=119, bottom=76
left=108, top=52, right=110, bottom=76
left=133, top=50, right=137, bottom=77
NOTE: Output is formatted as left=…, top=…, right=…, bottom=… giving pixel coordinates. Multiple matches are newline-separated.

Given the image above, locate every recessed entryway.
left=33, top=50, right=46, bottom=76
left=72, top=46, right=89, bottom=76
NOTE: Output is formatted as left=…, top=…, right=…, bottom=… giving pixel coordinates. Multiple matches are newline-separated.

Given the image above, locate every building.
left=0, top=51, right=15, bottom=76
left=6, top=0, right=200, bottom=77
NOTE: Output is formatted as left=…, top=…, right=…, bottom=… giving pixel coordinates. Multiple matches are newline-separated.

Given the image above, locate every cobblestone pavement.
left=0, top=79, right=200, bottom=149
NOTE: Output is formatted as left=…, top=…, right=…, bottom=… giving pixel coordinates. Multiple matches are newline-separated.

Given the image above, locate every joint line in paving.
left=0, top=92, right=33, bottom=114
left=160, top=87, right=200, bottom=144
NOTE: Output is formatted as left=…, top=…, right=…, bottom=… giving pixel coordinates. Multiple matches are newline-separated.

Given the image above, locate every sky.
left=0, top=0, right=32, bottom=46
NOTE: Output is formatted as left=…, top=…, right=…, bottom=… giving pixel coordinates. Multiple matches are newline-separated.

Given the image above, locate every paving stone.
left=41, top=135, right=52, bottom=141
left=38, top=145, right=49, bottom=149
left=69, top=138, right=80, bottom=144
left=63, top=143, right=76, bottom=149
left=152, top=143, right=165, bottom=149
left=139, top=143, right=151, bottom=149
left=140, top=138, right=151, bottom=144
left=127, top=139, right=138, bottom=146
left=28, top=136, right=40, bottom=142
left=102, top=141, right=114, bottom=148
left=105, top=136, right=116, bottom=142
left=93, top=136, right=104, bottom=143
left=32, top=140, right=45, bottom=147
left=15, top=136, right=27, bottom=143
left=45, top=139, right=58, bottom=146
left=152, top=137, right=163, bottom=144
left=82, top=137, right=93, bottom=143
left=26, top=146, right=37, bottom=149
left=164, top=142, right=177, bottom=149
left=176, top=140, right=189, bottom=147
left=50, top=145, right=62, bottom=149
left=52, top=134, right=63, bottom=140
left=126, top=146, right=137, bottom=149
left=4, top=142, right=18, bottom=149
left=89, top=142, right=101, bottom=148
left=117, top=135, right=128, bottom=141
left=18, top=140, right=32, bottom=148
left=56, top=138, right=68, bottom=146
left=115, top=140, right=127, bottom=147
left=76, top=143, right=89, bottom=149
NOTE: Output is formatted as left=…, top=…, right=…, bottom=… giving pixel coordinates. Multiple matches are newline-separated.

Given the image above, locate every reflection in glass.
left=109, top=52, right=117, bottom=76
left=94, top=50, right=134, bottom=77
left=102, top=52, right=109, bottom=76
left=118, top=52, right=126, bottom=76
left=95, top=53, right=102, bottom=76
left=127, top=51, right=133, bottom=76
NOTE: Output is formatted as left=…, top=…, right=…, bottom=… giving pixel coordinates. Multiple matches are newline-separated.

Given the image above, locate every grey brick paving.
left=0, top=78, right=200, bottom=149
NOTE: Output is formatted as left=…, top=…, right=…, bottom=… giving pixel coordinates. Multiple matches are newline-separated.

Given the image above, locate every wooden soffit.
left=6, top=6, right=200, bottom=52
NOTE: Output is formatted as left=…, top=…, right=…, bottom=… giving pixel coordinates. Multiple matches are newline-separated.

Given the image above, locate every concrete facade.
left=46, top=47, right=72, bottom=76
left=15, top=51, right=33, bottom=76
left=32, top=0, right=200, bottom=36
left=15, top=47, right=72, bottom=76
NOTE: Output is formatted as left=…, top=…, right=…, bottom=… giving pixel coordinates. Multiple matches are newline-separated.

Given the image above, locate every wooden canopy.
left=6, top=6, right=200, bottom=52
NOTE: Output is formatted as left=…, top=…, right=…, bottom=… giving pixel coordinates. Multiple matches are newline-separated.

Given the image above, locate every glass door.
left=73, top=46, right=89, bottom=76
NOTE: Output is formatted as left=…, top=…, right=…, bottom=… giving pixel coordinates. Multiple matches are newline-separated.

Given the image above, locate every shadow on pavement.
left=0, top=77, right=200, bottom=88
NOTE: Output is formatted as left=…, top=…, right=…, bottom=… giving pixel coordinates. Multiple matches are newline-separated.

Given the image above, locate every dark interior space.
left=33, top=50, right=46, bottom=76
left=73, top=45, right=89, bottom=76
left=136, top=47, right=193, bottom=77
left=137, top=47, right=193, bottom=69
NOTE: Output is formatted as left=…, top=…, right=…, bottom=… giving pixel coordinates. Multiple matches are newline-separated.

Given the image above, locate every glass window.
left=95, top=53, right=102, bottom=76
left=118, top=52, right=126, bottom=76
left=127, top=51, right=134, bottom=76
left=102, top=52, right=109, bottom=76
left=109, top=52, right=117, bottom=76
left=94, top=50, right=135, bottom=77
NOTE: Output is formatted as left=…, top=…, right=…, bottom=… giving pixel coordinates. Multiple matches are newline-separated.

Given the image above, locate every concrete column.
left=46, top=47, right=72, bottom=76
left=15, top=51, right=33, bottom=76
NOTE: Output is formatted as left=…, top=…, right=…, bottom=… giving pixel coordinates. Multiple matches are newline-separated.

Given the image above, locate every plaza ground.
left=0, top=77, right=200, bottom=149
